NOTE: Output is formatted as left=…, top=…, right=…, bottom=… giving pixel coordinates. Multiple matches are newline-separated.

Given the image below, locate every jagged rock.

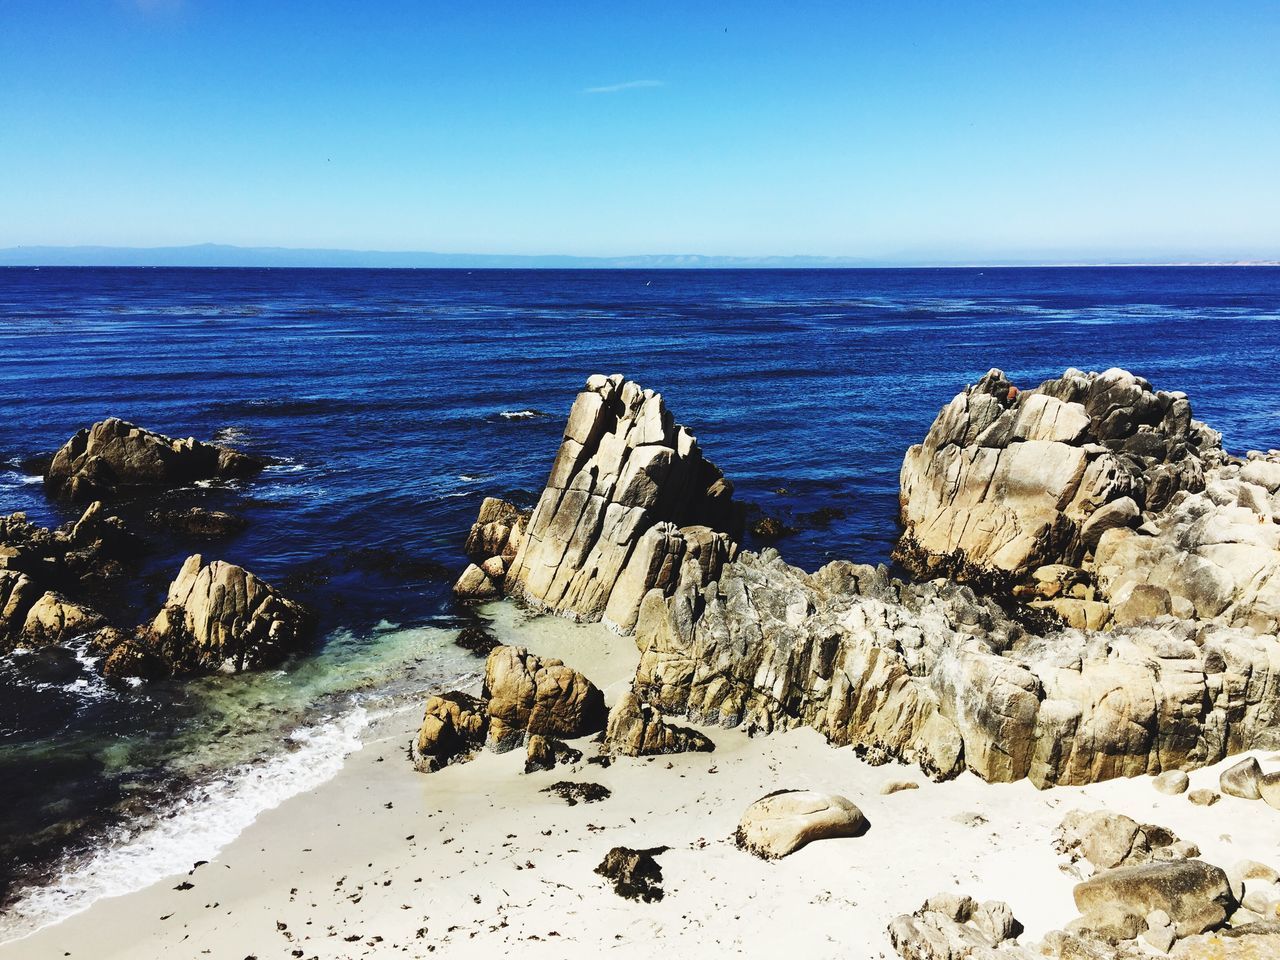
left=1074, top=860, right=1234, bottom=938
left=20, top=591, right=105, bottom=646
left=495, top=375, right=743, bottom=634
left=896, top=368, right=1216, bottom=588
left=144, top=554, right=312, bottom=673
left=1188, top=788, right=1220, bottom=807
left=603, top=690, right=715, bottom=756
left=1154, top=770, right=1190, bottom=795
left=594, top=846, right=668, bottom=902
left=463, top=497, right=528, bottom=563
left=482, top=646, right=606, bottom=751
left=1055, top=811, right=1195, bottom=875
left=46, top=418, right=266, bottom=501
left=99, top=634, right=170, bottom=681
left=887, top=894, right=1026, bottom=960
left=0, top=569, right=42, bottom=649
left=1221, top=757, right=1263, bottom=800
left=411, top=692, right=488, bottom=773
left=734, top=789, right=867, bottom=859
left=523, top=734, right=582, bottom=773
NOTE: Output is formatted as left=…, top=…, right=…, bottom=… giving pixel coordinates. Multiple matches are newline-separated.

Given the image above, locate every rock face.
left=603, top=690, right=715, bottom=756
left=144, top=554, right=312, bottom=673
left=481, top=645, right=607, bottom=750
left=632, top=547, right=1280, bottom=787
left=46, top=418, right=266, bottom=501
left=734, top=789, right=867, bottom=859
left=489, top=375, right=743, bottom=634
left=411, top=691, right=488, bottom=773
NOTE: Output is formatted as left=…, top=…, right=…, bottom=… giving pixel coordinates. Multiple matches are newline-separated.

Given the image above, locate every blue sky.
left=1, top=1, right=1278, bottom=261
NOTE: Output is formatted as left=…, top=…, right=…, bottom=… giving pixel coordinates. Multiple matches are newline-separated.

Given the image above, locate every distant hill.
left=0, top=244, right=880, bottom=269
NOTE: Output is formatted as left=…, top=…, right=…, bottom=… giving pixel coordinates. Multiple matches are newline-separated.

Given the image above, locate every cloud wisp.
left=584, top=79, right=664, bottom=94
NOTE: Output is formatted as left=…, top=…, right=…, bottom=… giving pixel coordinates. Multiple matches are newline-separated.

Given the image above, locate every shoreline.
left=6, top=605, right=1280, bottom=959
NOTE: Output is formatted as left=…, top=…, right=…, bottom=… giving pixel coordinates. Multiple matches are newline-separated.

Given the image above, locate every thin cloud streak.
left=584, top=79, right=664, bottom=94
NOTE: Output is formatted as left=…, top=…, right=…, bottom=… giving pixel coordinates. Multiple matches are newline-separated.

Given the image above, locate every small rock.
left=540, top=781, right=610, bottom=806
left=880, top=780, right=920, bottom=795
left=1188, top=788, right=1220, bottom=807
left=1154, top=770, right=1190, bottom=795
left=594, top=846, right=668, bottom=902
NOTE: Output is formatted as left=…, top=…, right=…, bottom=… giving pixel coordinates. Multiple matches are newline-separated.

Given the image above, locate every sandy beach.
left=6, top=604, right=1279, bottom=960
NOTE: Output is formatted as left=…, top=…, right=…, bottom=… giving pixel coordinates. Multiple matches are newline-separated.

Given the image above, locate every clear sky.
left=2, top=1, right=1278, bottom=262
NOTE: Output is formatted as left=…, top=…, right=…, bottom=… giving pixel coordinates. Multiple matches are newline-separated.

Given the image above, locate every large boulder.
left=1054, top=811, right=1196, bottom=876
left=411, top=691, right=488, bottom=773
left=46, top=418, right=266, bottom=500
left=495, top=375, right=743, bottom=634
left=0, top=569, right=42, bottom=650
left=734, top=789, right=867, bottom=859
left=895, top=368, right=1218, bottom=590
left=143, top=554, right=312, bottom=673
left=1073, top=860, right=1234, bottom=938
left=19, top=591, right=105, bottom=646
left=482, top=645, right=606, bottom=750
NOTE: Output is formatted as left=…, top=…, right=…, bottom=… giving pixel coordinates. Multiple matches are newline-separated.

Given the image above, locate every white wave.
left=499, top=409, right=548, bottom=420
left=264, top=462, right=306, bottom=474
left=0, top=706, right=372, bottom=944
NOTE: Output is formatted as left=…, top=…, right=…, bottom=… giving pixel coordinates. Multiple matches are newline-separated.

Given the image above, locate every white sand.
left=5, top=608, right=1280, bottom=960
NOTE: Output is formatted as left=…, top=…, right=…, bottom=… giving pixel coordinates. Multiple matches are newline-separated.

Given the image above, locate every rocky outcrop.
left=735, top=790, right=867, bottom=860
left=142, top=554, right=312, bottom=674
left=46, top=418, right=266, bottom=501
left=896, top=368, right=1221, bottom=590
left=603, top=690, right=715, bottom=756
left=411, top=692, right=489, bottom=773
left=631, top=541, right=1280, bottom=788
left=481, top=645, right=607, bottom=750
left=19, top=591, right=105, bottom=646
left=484, top=375, right=742, bottom=633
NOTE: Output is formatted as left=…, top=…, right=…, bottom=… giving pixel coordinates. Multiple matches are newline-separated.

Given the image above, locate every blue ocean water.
left=2, top=265, right=1280, bottom=932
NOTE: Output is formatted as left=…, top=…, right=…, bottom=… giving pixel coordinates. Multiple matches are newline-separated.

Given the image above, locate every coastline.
left=6, top=603, right=1280, bottom=959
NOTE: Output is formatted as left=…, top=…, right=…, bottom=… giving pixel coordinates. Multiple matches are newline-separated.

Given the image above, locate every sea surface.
left=2, top=265, right=1280, bottom=937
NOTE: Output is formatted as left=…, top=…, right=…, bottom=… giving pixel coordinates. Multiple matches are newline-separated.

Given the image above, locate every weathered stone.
left=411, top=691, right=488, bottom=773
left=523, top=734, right=582, bottom=773
left=1066, top=904, right=1145, bottom=944
left=20, top=591, right=105, bottom=645
left=482, top=646, right=606, bottom=750
left=1259, top=772, right=1280, bottom=811
left=145, top=554, right=312, bottom=673
left=735, top=790, right=867, bottom=859
left=453, top=562, right=501, bottom=600
left=46, top=418, right=265, bottom=500
left=887, top=895, right=1026, bottom=960
left=1188, top=788, right=1220, bottom=807
left=1112, top=584, right=1173, bottom=626
left=1055, top=811, right=1192, bottom=874
left=1074, top=860, right=1234, bottom=938
left=603, top=690, right=714, bottom=756
left=881, top=780, right=921, bottom=795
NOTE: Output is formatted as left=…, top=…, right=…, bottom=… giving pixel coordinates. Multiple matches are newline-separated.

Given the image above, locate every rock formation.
left=411, top=692, right=489, bottom=773
left=141, top=554, right=312, bottom=673
left=460, top=375, right=743, bottom=633
left=482, top=645, right=607, bottom=750
left=1054, top=811, right=1198, bottom=876
left=603, top=690, right=715, bottom=756
left=734, top=789, right=868, bottom=859
left=453, top=498, right=529, bottom=599
left=46, top=418, right=266, bottom=501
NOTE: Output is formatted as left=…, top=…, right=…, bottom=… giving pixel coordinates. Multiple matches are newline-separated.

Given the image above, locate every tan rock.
left=482, top=646, right=606, bottom=750
left=735, top=790, right=867, bottom=860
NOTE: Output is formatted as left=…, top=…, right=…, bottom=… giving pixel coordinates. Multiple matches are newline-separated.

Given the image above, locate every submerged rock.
left=734, top=789, right=867, bottom=859
left=46, top=418, right=267, bottom=501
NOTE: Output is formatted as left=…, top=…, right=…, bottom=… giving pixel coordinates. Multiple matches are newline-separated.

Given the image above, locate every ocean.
left=2, top=265, right=1280, bottom=937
